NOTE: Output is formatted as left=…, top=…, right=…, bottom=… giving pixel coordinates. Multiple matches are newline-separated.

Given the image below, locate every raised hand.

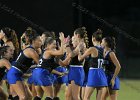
left=59, top=32, right=65, bottom=42
left=64, top=35, right=70, bottom=45
left=0, top=30, right=5, bottom=40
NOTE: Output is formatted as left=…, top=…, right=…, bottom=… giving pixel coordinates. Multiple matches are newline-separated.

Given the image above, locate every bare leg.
left=110, top=89, right=118, bottom=100
left=81, top=87, right=86, bottom=100
left=32, top=84, right=37, bottom=97
left=54, top=84, right=62, bottom=97
left=71, top=81, right=81, bottom=100
left=102, top=87, right=109, bottom=100
left=83, top=86, right=95, bottom=100
left=35, top=86, right=44, bottom=98
left=24, top=82, right=33, bottom=100
left=41, top=85, right=54, bottom=99
left=65, top=84, right=72, bottom=100
left=11, top=81, right=27, bottom=100
left=96, top=87, right=107, bottom=100
left=10, top=85, right=18, bottom=97
left=0, top=86, right=8, bottom=100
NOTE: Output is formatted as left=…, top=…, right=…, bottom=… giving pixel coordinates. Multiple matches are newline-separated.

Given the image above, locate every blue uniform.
left=3, top=61, right=16, bottom=80
left=7, top=46, right=35, bottom=84
left=103, top=51, right=120, bottom=90
left=27, top=50, right=42, bottom=85
left=53, top=53, right=68, bottom=84
left=27, top=75, right=34, bottom=84
left=32, top=49, right=59, bottom=86
left=53, top=66, right=68, bottom=84
left=87, top=46, right=108, bottom=87
left=27, top=68, right=34, bottom=84
left=68, top=55, right=85, bottom=86
left=33, top=68, right=53, bottom=86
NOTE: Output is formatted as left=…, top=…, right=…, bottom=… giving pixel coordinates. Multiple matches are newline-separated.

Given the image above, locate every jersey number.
left=98, top=59, right=104, bottom=68
left=38, top=59, right=43, bottom=66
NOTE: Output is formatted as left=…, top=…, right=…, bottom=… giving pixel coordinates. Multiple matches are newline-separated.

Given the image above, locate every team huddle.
left=0, top=27, right=121, bottom=100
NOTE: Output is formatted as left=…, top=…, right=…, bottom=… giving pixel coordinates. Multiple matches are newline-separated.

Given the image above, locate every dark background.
left=0, top=0, right=140, bottom=78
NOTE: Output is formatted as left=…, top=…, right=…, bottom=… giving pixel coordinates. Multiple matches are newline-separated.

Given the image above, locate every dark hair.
left=2, top=27, right=13, bottom=41
left=0, top=46, right=10, bottom=58
left=44, top=37, right=55, bottom=48
left=11, top=30, right=19, bottom=57
left=25, top=28, right=40, bottom=44
left=21, top=27, right=33, bottom=44
left=2, top=27, right=19, bottom=57
left=50, top=31, right=56, bottom=39
left=42, top=31, right=53, bottom=38
left=74, top=27, right=87, bottom=38
left=92, top=29, right=103, bottom=42
left=25, top=27, right=33, bottom=37
left=74, top=27, right=89, bottom=47
left=104, top=37, right=116, bottom=52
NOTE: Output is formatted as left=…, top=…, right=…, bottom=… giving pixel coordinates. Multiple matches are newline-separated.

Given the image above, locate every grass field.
left=53, top=79, right=140, bottom=100
left=3, top=79, right=140, bottom=100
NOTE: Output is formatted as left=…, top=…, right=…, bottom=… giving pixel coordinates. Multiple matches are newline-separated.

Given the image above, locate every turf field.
left=51, top=79, right=140, bottom=100
left=3, top=79, right=140, bottom=100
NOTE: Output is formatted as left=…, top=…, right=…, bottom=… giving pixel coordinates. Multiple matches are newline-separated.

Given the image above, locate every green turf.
left=118, top=79, right=140, bottom=100
left=3, top=79, right=140, bottom=100
left=50, top=79, right=140, bottom=100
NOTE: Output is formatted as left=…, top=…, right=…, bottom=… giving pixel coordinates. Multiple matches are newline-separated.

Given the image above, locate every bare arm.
left=58, top=44, right=72, bottom=66
left=109, top=52, right=121, bottom=79
left=78, top=47, right=96, bottom=61
left=69, top=46, right=80, bottom=58
left=51, top=69, right=63, bottom=75
left=49, top=48, right=64, bottom=56
left=25, top=48, right=39, bottom=64
left=20, top=33, right=27, bottom=50
left=58, top=53, right=71, bottom=66
left=0, top=59, right=11, bottom=70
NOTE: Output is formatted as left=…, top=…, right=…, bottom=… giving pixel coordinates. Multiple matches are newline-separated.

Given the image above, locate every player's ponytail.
left=104, top=37, right=116, bottom=52
left=92, top=29, right=103, bottom=42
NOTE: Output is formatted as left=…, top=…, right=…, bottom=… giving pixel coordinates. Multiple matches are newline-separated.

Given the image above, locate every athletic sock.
left=34, top=96, right=41, bottom=100
left=45, top=97, right=53, bottom=100
left=8, top=95, right=13, bottom=100
left=53, top=97, right=60, bottom=100
left=13, top=96, right=19, bottom=100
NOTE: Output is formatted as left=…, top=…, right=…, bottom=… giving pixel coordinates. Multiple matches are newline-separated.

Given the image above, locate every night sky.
left=0, top=0, right=140, bottom=77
